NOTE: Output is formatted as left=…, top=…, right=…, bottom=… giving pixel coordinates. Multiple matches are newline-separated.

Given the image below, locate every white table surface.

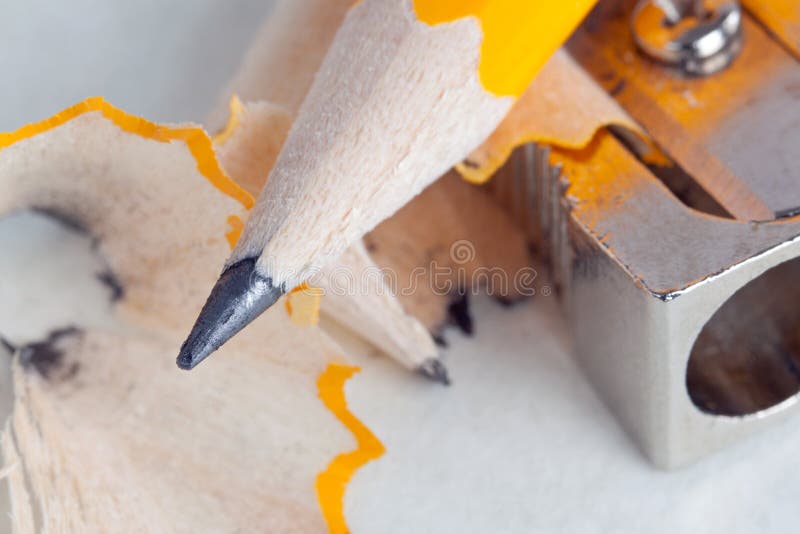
left=1, top=2, right=799, bottom=533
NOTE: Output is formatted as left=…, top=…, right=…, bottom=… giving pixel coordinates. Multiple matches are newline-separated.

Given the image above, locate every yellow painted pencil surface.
left=178, top=0, right=598, bottom=369
left=414, top=0, right=599, bottom=97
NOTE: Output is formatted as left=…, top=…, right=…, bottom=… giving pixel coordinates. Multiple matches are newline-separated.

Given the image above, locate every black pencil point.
left=417, top=358, right=451, bottom=386
left=177, top=258, right=284, bottom=370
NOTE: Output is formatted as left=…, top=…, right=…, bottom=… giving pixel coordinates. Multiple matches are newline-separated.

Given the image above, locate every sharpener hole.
left=687, top=257, right=800, bottom=416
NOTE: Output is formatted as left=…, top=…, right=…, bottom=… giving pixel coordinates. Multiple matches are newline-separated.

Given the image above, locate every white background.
left=0, top=0, right=272, bottom=130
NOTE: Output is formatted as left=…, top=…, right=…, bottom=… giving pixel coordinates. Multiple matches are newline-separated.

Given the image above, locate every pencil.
left=210, top=0, right=448, bottom=381
left=178, top=0, right=597, bottom=369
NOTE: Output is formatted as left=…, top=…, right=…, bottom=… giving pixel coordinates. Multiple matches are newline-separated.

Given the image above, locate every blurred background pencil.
left=178, top=0, right=597, bottom=370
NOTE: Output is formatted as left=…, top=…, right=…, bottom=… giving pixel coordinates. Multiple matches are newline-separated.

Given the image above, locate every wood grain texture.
left=0, top=106, right=355, bottom=532
left=215, top=102, right=438, bottom=369
left=458, top=48, right=652, bottom=184
left=209, top=0, right=442, bottom=371
left=232, top=0, right=513, bottom=286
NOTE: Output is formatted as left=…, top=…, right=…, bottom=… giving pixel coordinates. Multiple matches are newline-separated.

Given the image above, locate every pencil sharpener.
left=496, top=0, right=800, bottom=469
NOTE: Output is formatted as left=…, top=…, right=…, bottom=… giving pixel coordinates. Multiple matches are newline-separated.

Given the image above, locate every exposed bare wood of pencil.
left=229, top=0, right=512, bottom=284
left=214, top=101, right=445, bottom=377
left=181, top=0, right=601, bottom=368
left=207, top=0, right=446, bottom=376
left=207, top=0, right=445, bottom=376
left=318, top=242, right=445, bottom=381
left=213, top=98, right=529, bottom=349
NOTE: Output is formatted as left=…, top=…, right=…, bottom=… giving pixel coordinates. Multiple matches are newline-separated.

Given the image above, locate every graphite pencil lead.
left=177, top=258, right=284, bottom=370
left=417, top=358, right=451, bottom=386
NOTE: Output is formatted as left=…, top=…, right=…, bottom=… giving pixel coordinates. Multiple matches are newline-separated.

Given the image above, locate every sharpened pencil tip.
left=177, top=258, right=284, bottom=370
left=417, top=358, right=451, bottom=386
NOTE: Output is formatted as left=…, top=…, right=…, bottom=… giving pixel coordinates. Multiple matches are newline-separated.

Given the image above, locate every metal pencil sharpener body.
left=499, top=0, right=800, bottom=469
left=563, top=140, right=800, bottom=469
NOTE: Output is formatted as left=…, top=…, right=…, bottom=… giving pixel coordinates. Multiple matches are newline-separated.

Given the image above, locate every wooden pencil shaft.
left=231, top=0, right=514, bottom=286
left=181, top=0, right=602, bottom=367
